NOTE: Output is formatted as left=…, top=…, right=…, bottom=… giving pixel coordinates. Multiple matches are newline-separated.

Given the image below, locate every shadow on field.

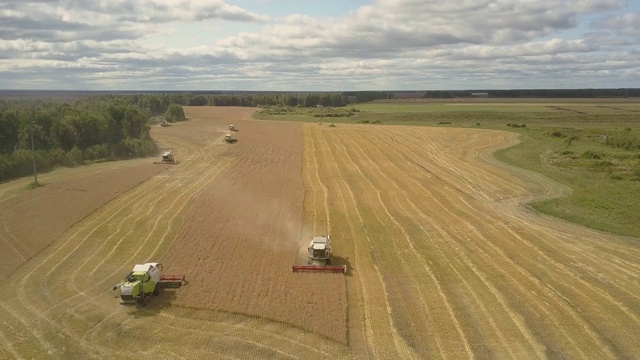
left=128, top=290, right=180, bottom=316
left=331, top=255, right=352, bottom=276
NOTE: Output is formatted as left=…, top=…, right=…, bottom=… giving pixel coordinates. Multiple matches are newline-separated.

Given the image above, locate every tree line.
left=421, top=89, right=640, bottom=98
left=86, top=92, right=350, bottom=108
left=0, top=98, right=166, bottom=182
left=209, top=93, right=348, bottom=107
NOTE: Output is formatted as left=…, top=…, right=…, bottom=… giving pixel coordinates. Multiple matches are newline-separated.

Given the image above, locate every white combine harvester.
left=154, top=151, right=176, bottom=164
left=292, top=235, right=347, bottom=274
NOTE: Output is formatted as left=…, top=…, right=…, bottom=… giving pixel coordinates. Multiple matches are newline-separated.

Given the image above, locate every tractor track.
left=319, top=128, right=414, bottom=359
left=355, top=128, right=506, bottom=358
left=387, top=126, right=620, bottom=358
left=9, top=140, right=212, bottom=357
left=308, top=127, right=377, bottom=358
left=304, top=128, right=331, bottom=236
left=331, top=127, right=473, bottom=359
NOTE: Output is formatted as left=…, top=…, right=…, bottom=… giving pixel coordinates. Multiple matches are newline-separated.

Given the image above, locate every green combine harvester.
left=113, top=262, right=185, bottom=305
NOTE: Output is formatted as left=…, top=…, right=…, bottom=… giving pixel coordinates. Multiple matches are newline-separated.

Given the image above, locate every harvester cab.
left=309, top=236, right=332, bottom=265
left=114, top=262, right=185, bottom=306
left=292, top=235, right=347, bottom=274
left=155, top=151, right=176, bottom=164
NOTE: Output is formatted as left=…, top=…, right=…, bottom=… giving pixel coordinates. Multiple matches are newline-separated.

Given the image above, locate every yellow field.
left=0, top=107, right=638, bottom=359
left=304, top=123, right=640, bottom=359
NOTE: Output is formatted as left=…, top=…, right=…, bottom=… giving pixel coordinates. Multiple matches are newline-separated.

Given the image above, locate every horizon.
left=2, top=88, right=640, bottom=93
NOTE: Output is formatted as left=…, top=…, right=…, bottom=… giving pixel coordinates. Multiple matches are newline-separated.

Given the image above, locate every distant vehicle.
left=154, top=151, right=176, bottom=164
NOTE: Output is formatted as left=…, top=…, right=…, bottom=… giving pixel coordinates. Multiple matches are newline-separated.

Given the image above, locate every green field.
left=254, top=99, right=640, bottom=238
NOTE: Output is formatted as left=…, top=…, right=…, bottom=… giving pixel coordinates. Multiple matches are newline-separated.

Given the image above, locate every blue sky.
left=0, top=0, right=638, bottom=90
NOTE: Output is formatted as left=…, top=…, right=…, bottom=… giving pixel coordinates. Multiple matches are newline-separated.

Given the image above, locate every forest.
left=0, top=97, right=162, bottom=182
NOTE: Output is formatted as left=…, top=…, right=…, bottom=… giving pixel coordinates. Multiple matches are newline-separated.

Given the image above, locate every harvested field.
left=0, top=161, right=167, bottom=280
left=305, top=123, right=640, bottom=359
left=0, top=106, right=638, bottom=359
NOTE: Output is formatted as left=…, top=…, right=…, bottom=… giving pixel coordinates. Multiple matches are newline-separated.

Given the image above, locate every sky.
left=0, top=0, right=639, bottom=91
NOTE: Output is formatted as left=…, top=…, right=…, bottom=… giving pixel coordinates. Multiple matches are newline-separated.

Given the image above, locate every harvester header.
left=291, top=264, right=347, bottom=274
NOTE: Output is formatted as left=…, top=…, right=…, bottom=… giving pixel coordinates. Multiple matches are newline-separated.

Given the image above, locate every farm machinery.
left=113, top=262, right=185, bottom=305
left=160, top=120, right=171, bottom=127
left=154, top=151, right=176, bottom=164
left=229, top=124, right=237, bottom=131
left=292, top=235, right=347, bottom=274
left=224, top=133, right=237, bottom=143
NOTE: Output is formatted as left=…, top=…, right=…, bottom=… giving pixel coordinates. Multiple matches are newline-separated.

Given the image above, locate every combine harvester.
left=229, top=124, right=237, bottom=131
left=292, top=235, right=347, bottom=274
left=154, top=151, right=177, bottom=164
left=113, top=262, right=186, bottom=305
left=224, top=133, right=237, bottom=143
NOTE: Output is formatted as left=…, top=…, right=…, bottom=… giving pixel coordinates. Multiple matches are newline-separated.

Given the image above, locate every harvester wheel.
left=326, top=258, right=331, bottom=265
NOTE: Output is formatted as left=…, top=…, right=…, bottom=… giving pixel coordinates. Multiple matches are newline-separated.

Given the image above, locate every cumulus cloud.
left=214, top=0, right=628, bottom=61
left=0, top=0, right=637, bottom=90
left=0, top=0, right=267, bottom=42
left=597, top=12, right=640, bottom=37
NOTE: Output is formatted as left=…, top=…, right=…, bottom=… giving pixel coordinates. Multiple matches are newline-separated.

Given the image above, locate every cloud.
left=597, top=12, right=640, bottom=37
left=214, top=0, right=628, bottom=61
left=0, top=0, right=268, bottom=42
left=0, top=0, right=637, bottom=90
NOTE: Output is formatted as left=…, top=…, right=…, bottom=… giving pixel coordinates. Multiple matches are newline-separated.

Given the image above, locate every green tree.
left=71, top=113, right=107, bottom=148
left=66, top=146, right=83, bottom=166
left=122, top=107, right=147, bottom=139
left=0, top=108, right=21, bottom=153
left=50, top=118, right=79, bottom=151
left=165, top=104, right=185, bottom=122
